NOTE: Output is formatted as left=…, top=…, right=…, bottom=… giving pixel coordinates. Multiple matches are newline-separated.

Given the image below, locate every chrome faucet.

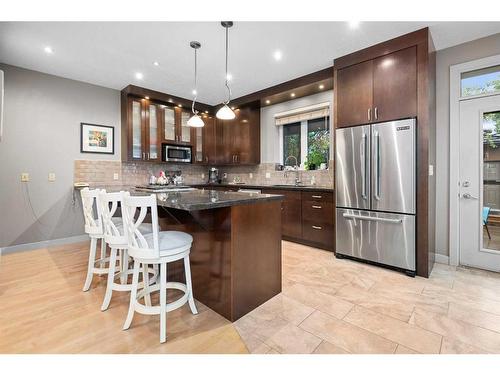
left=284, top=156, right=302, bottom=186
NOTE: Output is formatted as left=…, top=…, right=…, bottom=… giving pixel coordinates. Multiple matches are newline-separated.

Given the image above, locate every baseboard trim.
left=0, top=235, right=89, bottom=255
left=434, top=253, right=450, bottom=265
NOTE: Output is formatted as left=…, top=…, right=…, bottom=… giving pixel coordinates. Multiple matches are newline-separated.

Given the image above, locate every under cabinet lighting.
left=290, top=93, right=295, bottom=97
left=319, top=84, right=324, bottom=89
left=178, top=104, right=182, bottom=107
left=265, top=100, right=271, bottom=104
left=145, top=96, right=149, bottom=100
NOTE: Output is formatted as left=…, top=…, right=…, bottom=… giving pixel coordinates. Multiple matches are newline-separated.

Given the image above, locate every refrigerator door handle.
left=361, top=133, right=367, bottom=200
left=374, top=130, right=381, bottom=201
left=342, top=213, right=402, bottom=224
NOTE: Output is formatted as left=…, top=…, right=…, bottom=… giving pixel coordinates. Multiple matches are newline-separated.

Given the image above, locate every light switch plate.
left=48, top=173, right=56, bottom=182
left=113, top=173, right=119, bottom=180
left=21, top=173, right=29, bottom=182
left=201, top=173, right=205, bottom=179
left=429, top=165, right=434, bottom=176
left=249, top=173, right=253, bottom=179
left=265, top=172, right=271, bottom=179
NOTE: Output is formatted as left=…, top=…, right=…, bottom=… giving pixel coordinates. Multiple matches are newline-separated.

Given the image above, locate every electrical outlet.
left=113, top=173, right=119, bottom=180
left=265, top=172, right=271, bottom=179
left=201, top=173, right=205, bottom=179
left=21, top=173, right=30, bottom=182
left=48, top=173, right=56, bottom=182
left=249, top=173, right=253, bottom=179
left=429, top=165, right=434, bottom=176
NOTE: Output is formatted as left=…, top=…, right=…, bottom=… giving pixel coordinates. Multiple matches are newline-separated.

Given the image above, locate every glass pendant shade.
left=187, top=113, right=204, bottom=127
left=216, top=104, right=236, bottom=120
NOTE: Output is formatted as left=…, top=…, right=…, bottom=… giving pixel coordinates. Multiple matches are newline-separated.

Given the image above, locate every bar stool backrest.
left=99, top=190, right=124, bottom=245
left=121, top=192, right=160, bottom=260
left=80, top=187, right=103, bottom=236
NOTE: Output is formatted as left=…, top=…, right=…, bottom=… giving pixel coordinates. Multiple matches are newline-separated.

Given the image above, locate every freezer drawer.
left=336, top=208, right=415, bottom=271
left=335, top=125, right=371, bottom=210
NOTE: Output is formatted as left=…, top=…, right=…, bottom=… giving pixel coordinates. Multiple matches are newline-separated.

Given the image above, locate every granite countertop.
left=192, top=183, right=334, bottom=192
left=86, top=185, right=284, bottom=211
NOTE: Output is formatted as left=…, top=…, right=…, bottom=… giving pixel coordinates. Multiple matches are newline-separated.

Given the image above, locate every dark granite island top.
left=93, top=185, right=284, bottom=211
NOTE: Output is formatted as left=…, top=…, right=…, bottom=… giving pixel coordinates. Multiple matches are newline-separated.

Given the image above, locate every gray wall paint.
left=0, top=64, right=120, bottom=248
left=260, top=90, right=334, bottom=163
left=435, top=33, right=500, bottom=256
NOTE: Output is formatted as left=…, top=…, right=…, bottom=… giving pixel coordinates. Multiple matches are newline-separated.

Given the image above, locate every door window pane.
left=307, top=116, right=330, bottom=169
left=164, top=107, right=176, bottom=141
left=283, top=122, right=301, bottom=166
left=483, top=110, right=500, bottom=251
left=196, top=126, right=203, bottom=162
left=461, top=65, right=500, bottom=97
left=132, top=101, right=142, bottom=158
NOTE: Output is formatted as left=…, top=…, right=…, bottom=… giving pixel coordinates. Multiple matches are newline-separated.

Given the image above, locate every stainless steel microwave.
left=162, top=144, right=192, bottom=163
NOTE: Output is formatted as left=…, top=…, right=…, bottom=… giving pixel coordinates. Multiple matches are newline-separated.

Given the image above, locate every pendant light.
left=187, top=41, right=204, bottom=127
left=216, top=21, right=236, bottom=120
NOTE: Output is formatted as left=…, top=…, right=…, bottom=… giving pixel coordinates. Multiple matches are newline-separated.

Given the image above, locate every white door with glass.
left=459, top=94, right=500, bottom=271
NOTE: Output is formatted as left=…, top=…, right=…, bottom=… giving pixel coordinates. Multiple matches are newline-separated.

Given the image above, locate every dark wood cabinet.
left=216, top=104, right=260, bottom=165
left=262, top=189, right=302, bottom=239
left=335, top=46, right=417, bottom=128
left=336, top=60, right=373, bottom=128
left=373, top=46, right=417, bottom=123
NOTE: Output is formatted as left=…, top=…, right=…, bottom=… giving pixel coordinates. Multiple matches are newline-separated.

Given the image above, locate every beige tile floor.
left=235, top=241, right=500, bottom=354
left=2, top=239, right=500, bottom=354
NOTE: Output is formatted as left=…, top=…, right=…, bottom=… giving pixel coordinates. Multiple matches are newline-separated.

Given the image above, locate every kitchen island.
left=98, top=187, right=284, bottom=322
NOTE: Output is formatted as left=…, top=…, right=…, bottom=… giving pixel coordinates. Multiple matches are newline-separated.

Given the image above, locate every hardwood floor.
left=2, top=239, right=500, bottom=354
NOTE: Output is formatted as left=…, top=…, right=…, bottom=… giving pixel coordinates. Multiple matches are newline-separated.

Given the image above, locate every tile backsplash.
left=74, top=160, right=334, bottom=188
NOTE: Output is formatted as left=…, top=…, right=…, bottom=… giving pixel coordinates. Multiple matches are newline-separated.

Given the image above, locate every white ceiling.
left=1, top=22, right=500, bottom=105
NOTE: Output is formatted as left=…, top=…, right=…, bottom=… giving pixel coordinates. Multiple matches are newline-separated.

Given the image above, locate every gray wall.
left=435, top=32, right=500, bottom=256
left=0, top=64, right=120, bottom=248
left=260, top=90, right=334, bottom=163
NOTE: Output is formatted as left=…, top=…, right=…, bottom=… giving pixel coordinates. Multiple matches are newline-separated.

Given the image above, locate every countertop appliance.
left=208, top=167, right=219, bottom=184
left=162, top=144, right=192, bottom=163
left=335, top=118, right=416, bottom=276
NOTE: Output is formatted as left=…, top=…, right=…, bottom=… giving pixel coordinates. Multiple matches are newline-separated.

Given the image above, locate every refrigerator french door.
left=335, top=118, right=416, bottom=273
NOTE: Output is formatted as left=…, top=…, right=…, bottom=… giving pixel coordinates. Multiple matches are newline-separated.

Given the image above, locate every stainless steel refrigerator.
left=335, top=118, right=416, bottom=275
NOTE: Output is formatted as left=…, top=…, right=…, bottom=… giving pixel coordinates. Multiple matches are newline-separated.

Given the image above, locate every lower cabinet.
left=261, top=188, right=334, bottom=251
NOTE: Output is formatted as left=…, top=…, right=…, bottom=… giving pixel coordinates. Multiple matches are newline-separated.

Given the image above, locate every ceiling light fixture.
left=348, top=21, right=360, bottom=29
left=216, top=21, right=236, bottom=121
left=44, top=46, right=53, bottom=54
left=135, top=72, right=144, bottom=80
left=273, top=50, right=283, bottom=61
left=187, top=41, right=204, bottom=128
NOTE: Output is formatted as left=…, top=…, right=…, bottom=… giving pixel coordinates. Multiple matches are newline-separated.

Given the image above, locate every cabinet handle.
left=142, top=152, right=146, bottom=160
left=147, top=152, right=150, bottom=160
left=374, top=107, right=378, bottom=120
left=312, top=205, right=322, bottom=209
left=368, top=108, right=371, bottom=121
left=205, top=156, right=209, bottom=163
left=312, top=195, right=322, bottom=199
left=312, top=225, right=323, bottom=230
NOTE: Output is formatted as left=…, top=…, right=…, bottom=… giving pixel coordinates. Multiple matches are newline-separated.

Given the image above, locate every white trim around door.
left=449, top=53, right=500, bottom=267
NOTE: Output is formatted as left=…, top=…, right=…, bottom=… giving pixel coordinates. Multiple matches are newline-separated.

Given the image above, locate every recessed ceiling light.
left=44, top=46, right=53, bottom=54
left=273, top=50, right=283, bottom=61
left=205, top=110, right=209, bottom=114
left=135, top=72, right=144, bottom=80
left=153, top=61, right=160, bottom=66
left=192, top=89, right=197, bottom=95
left=348, top=21, right=360, bottom=29
left=265, top=100, right=271, bottom=104
left=290, top=93, right=295, bottom=98
left=178, top=104, right=182, bottom=108
left=226, top=73, right=232, bottom=81
left=319, top=84, right=324, bottom=89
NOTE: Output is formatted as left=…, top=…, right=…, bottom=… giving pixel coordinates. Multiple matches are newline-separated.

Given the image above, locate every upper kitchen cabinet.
left=193, top=116, right=216, bottom=164
left=124, top=97, right=161, bottom=162
left=216, top=103, right=260, bottom=165
left=335, top=46, right=417, bottom=128
left=372, top=46, right=417, bottom=123
left=336, top=60, right=373, bottom=127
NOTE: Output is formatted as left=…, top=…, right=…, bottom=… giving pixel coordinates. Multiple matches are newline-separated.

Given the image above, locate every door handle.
left=343, top=213, right=402, bottom=224
left=374, top=130, right=381, bottom=201
left=462, top=193, right=479, bottom=200
left=361, top=132, right=368, bottom=200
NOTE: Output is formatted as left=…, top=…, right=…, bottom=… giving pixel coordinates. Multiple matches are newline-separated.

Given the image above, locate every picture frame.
left=80, top=123, right=114, bottom=154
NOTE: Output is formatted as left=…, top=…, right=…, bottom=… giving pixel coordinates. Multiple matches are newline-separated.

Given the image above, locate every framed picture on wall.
left=80, top=123, right=114, bottom=154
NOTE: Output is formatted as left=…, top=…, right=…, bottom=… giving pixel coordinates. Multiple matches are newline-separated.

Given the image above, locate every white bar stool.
left=80, top=187, right=117, bottom=292
left=98, top=190, right=157, bottom=311
left=121, top=192, right=198, bottom=343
